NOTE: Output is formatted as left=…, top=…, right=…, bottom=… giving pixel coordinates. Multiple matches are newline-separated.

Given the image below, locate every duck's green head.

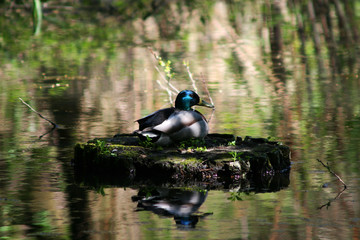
left=175, top=90, right=214, bottom=110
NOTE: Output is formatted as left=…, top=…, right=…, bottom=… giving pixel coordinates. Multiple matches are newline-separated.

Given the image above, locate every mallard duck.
left=135, top=90, right=214, bottom=146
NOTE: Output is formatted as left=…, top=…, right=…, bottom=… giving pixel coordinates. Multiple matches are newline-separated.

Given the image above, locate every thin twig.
left=184, top=61, right=198, bottom=93
left=148, top=48, right=179, bottom=106
left=316, top=159, right=347, bottom=210
left=153, top=64, right=179, bottom=94
left=318, top=187, right=346, bottom=210
left=200, top=73, right=214, bottom=106
left=156, top=80, right=175, bottom=106
left=207, top=108, right=215, bottom=123
left=38, top=125, right=57, bottom=139
left=19, top=98, right=58, bottom=128
left=196, top=73, right=215, bottom=123
left=148, top=47, right=179, bottom=93
left=316, top=159, right=347, bottom=189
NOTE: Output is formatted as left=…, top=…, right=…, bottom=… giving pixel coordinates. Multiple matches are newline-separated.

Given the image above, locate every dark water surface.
left=1, top=1, right=360, bottom=239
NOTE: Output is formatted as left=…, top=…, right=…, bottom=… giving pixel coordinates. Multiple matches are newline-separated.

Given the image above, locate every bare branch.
left=318, top=187, right=346, bottom=210
left=153, top=65, right=178, bottom=95
left=316, top=159, right=347, bottom=210
left=156, top=80, right=175, bottom=106
left=200, top=73, right=214, bottom=107
left=19, top=98, right=58, bottom=128
left=183, top=60, right=198, bottom=93
left=148, top=48, right=179, bottom=93
left=148, top=48, right=179, bottom=106
left=316, top=159, right=347, bottom=189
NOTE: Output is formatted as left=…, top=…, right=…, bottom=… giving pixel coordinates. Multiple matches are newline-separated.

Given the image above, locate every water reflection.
left=130, top=177, right=290, bottom=230
left=133, top=188, right=211, bottom=229
left=248, top=172, right=290, bottom=193
left=1, top=0, right=360, bottom=239
left=73, top=156, right=290, bottom=194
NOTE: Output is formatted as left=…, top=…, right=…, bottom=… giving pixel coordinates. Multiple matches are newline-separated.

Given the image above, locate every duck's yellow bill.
left=198, top=99, right=214, bottom=108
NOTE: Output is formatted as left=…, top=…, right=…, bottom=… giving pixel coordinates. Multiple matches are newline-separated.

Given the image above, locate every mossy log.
left=73, top=134, right=291, bottom=190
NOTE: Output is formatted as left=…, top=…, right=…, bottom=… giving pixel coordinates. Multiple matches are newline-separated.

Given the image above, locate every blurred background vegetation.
left=1, top=0, right=360, bottom=239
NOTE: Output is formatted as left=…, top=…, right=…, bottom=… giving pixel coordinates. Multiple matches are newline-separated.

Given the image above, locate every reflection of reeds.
left=294, top=0, right=358, bottom=51
left=32, top=0, right=42, bottom=35
left=1, top=2, right=360, bottom=238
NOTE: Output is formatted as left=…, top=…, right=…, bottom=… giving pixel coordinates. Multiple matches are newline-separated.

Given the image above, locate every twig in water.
left=38, top=126, right=57, bottom=140
left=19, top=98, right=58, bottom=128
left=316, top=158, right=347, bottom=210
left=316, top=159, right=347, bottom=189
left=318, top=187, right=346, bottom=210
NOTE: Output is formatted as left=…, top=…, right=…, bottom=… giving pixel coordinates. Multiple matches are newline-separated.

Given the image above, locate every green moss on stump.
left=73, top=134, right=291, bottom=184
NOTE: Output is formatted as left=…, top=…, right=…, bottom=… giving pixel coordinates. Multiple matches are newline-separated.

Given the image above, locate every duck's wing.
left=136, top=107, right=176, bottom=130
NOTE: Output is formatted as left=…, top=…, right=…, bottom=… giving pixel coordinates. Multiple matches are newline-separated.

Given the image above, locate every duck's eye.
left=189, top=93, right=194, bottom=98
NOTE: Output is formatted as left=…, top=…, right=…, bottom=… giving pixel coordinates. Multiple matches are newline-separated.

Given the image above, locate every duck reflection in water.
left=132, top=188, right=212, bottom=228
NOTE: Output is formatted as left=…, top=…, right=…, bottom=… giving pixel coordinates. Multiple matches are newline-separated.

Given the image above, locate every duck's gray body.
left=135, top=90, right=214, bottom=146
left=136, top=108, right=209, bottom=146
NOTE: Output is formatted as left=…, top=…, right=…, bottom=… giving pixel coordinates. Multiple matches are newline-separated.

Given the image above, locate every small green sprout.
left=140, top=135, right=154, bottom=148
left=178, top=138, right=206, bottom=151
left=95, top=140, right=110, bottom=154
left=95, top=140, right=117, bottom=156
left=195, top=146, right=207, bottom=152
left=229, top=151, right=243, bottom=161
